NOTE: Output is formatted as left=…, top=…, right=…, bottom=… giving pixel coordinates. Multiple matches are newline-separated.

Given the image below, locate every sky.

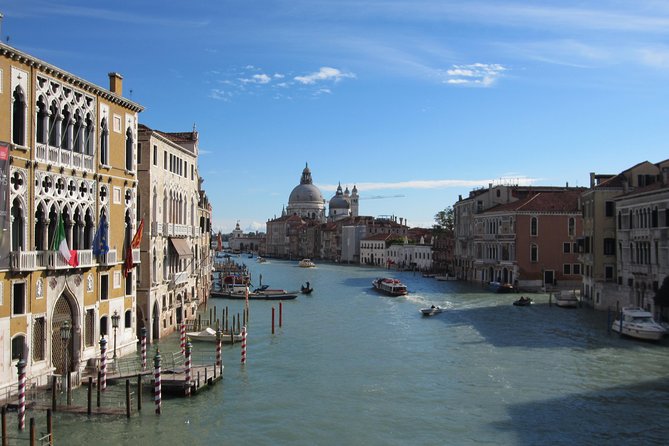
left=2, top=1, right=669, bottom=233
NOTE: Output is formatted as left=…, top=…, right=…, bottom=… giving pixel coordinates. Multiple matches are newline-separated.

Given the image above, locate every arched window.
left=73, top=111, right=83, bottom=153
left=124, top=310, right=131, bottom=329
left=84, top=113, right=94, bottom=155
left=36, top=96, right=48, bottom=144
left=568, top=217, right=575, bottom=236
left=530, top=217, right=538, bottom=236
left=11, top=198, right=25, bottom=251
left=530, top=243, right=538, bottom=262
left=12, top=86, right=26, bottom=146
left=125, top=127, right=134, bottom=171
left=11, top=335, right=26, bottom=360
left=48, top=101, right=59, bottom=147
left=100, top=316, right=109, bottom=337
left=61, top=105, right=71, bottom=150
left=100, top=118, right=109, bottom=165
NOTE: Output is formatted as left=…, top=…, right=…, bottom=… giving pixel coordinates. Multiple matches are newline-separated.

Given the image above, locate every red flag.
left=131, top=219, right=144, bottom=249
left=123, top=245, right=133, bottom=277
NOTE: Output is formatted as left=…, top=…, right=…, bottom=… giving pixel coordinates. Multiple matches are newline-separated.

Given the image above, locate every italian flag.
left=52, top=214, right=79, bottom=267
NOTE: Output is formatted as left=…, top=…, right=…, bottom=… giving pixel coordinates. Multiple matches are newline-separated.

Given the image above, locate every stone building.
left=0, top=42, right=142, bottom=391
left=136, top=124, right=204, bottom=342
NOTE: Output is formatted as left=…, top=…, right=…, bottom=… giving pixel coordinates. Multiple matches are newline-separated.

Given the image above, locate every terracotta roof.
left=138, top=124, right=197, bottom=143
left=484, top=189, right=584, bottom=214
left=615, top=180, right=669, bottom=199
left=362, top=233, right=392, bottom=241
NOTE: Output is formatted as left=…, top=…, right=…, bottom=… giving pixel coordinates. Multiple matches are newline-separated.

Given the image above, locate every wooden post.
left=272, top=307, right=275, bottom=334
left=137, top=374, right=143, bottom=412
left=29, top=417, right=35, bottom=446
left=279, top=302, right=283, bottom=327
left=154, top=350, right=162, bottom=415
left=17, top=357, right=26, bottom=431
left=87, top=377, right=93, bottom=415
left=46, top=409, right=52, bottom=446
left=225, top=306, right=229, bottom=332
left=237, top=313, right=241, bottom=333
left=51, top=375, right=57, bottom=412
left=97, top=371, right=101, bottom=407
left=66, top=368, right=72, bottom=406
left=126, top=379, right=131, bottom=418
left=2, top=405, right=7, bottom=446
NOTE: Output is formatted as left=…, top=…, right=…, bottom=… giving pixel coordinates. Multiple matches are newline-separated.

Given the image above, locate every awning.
left=169, top=237, right=193, bottom=258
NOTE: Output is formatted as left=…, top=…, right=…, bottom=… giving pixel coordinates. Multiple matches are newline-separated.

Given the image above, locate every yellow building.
left=0, top=42, right=143, bottom=392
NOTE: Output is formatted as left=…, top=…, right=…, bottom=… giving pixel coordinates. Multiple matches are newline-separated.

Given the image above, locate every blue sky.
left=3, top=1, right=669, bottom=232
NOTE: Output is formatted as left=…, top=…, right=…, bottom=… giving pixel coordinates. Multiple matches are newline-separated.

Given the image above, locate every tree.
left=433, top=207, right=454, bottom=234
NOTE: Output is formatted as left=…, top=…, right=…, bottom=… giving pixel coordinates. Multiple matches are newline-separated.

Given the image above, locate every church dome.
left=288, top=165, right=324, bottom=205
left=329, top=183, right=350, bottom=210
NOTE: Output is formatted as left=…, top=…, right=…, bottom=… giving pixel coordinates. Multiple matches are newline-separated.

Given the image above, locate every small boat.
left=372, top=278, right=408, bottom=296
left=435, top=275, right=457, bottom=281
left=186, top=327, right=243, bottom=344
left=611, top=307, right=667, bottom=341
left=490, top=281, right=515, bottom=293
left=301, top=285, right=314, bottom=294
left=554, top=290, right=579, bottom=308
left=513, top=297, right=532, bottom=306
left=298, top=258, right=316, bottom=268
left=422, top=273, right=436, bottom=278
left=222, top=287, right=298, bottom=300
left=257, top=257, right=267, bottom=263
left=420, top=305, right=444, bottom=316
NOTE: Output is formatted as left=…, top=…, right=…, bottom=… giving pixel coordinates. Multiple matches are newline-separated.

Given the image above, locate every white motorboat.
left=554, top=290, right=579, bottom=308
left=298, top=258, right=316, bottom=268
left=186, top=327, right=243, bottom=344
left=611, top=307, right=667, bottom=341
left=372, top=278, right=408, bottom=296
left=420, top=306, right=444, bottom=316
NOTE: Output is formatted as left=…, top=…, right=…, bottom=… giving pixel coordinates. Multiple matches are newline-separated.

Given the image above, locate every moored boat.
left=186, top=327, right=243, bottom=343
left=554, top=290, right=579, bottom=308
left=298, top=258, right=316, bottom=268
left=490, top=281, right=514, bottom=293
left=513, top=296, right=532, bottom=306
left=372, top=278, right=408, bottom=296
left=611, top=307, right=666, bottom=341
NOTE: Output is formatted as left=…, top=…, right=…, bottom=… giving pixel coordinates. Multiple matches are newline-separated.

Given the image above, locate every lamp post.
left=111, top=310, right=120, bottom=361
left=60, top=320, right=71, bottom=405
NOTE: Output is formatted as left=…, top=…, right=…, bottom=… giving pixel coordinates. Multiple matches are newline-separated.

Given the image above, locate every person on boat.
left=431, top=305, right=436, bottom=309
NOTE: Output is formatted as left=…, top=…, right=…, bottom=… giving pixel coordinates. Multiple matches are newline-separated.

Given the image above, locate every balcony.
left=151, top=222, right=163, bottom=237
left=173, top=271, right=190, bottom=285
left=99, top=249, right=118, bottom=266
left=10, top=251, right=38, bottom=272
left=46, top=251, right=71, bottom=270
left=34, top=143, right=95, bottom=174
left=77, top=250, right=94, bottom=268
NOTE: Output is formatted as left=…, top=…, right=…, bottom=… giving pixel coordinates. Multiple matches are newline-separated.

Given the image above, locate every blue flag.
left=92, top=213, right=109, bottom=256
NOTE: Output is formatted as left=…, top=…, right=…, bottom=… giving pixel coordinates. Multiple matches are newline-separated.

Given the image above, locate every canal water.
left=36, top=260, right=669, bottom=445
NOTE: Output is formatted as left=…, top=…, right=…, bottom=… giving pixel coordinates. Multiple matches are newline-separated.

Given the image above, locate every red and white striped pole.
left=99, top=337, right=107, bottom=391
left=241, top=325, right=247, bottom=364
left=215, top=328, right=222, bottom=374
left=184, top=340, right=192, bottom=397
left=180, top=322, right=186, bottom=356
left=16, top=357, right=26, bottom=431
left=140, top=327, right=147, bottom=370
left=154, top=350, right=162, bottom=415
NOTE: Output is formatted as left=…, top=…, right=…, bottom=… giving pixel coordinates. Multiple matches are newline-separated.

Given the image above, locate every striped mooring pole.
left=180, top=322, right=186, bottom=356
left=241, top=325, right=247, bottom=364
left=215, top=328, right=222, bottom=373
left=17, top=357, right=26, bottom=431
left=184, top=340, right=192, bottom=397
left=99, top=337, right=108, bottom=391
left=154, top=350, right=162, bottom=414
left=140, top=327, right=147, bottom=370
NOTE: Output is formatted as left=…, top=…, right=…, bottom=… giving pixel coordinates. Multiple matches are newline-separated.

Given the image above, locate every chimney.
left=662, top=167, right=669, bottom=185
left=108, top=72, right=123, bottom=95
left=589, top=172, right=595, bottom=188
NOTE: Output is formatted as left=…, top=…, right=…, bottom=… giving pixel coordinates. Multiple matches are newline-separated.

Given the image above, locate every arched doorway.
left=152, top=301, right=160, bottom=341
left=502, top=268, right=509, bottom=284
left=51, top=294, right=75, bottom=375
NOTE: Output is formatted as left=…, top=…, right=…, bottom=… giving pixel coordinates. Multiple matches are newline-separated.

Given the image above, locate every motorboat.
left=372, top=278, right=408, bottom=296
left=611, top=307, right=667, bottom=341
left=490, top=281, right=514, bottom=293
left=420, top=305, right=444, bottom=316
left=186, top=327, right=243, bottom=344
left=222, top=287, right=298, bottom=300
left=513, top=297, right=532, bottom=306
left=298, top=258, right=316, bottom=268
left=554, top=290, right=579, bottom=308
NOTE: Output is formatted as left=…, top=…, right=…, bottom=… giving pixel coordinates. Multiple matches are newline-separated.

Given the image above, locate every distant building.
left=228, top=221, right=264, bottom=253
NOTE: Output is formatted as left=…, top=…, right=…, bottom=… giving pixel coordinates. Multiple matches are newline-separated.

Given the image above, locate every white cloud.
left=294, top=67, right=356, bottom=84
left=443, top=63, right=508, bottom=87
left=318, top=176, right=537, bottom=192
left=638, top=47, right=669, bottom=69
left=253, top=74, right=272, bottom=84
left=209, top=89, right=231, bottom=101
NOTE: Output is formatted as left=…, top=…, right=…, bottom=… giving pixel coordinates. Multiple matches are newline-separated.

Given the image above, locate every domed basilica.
left=284, top=164, right=359, bottom=222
